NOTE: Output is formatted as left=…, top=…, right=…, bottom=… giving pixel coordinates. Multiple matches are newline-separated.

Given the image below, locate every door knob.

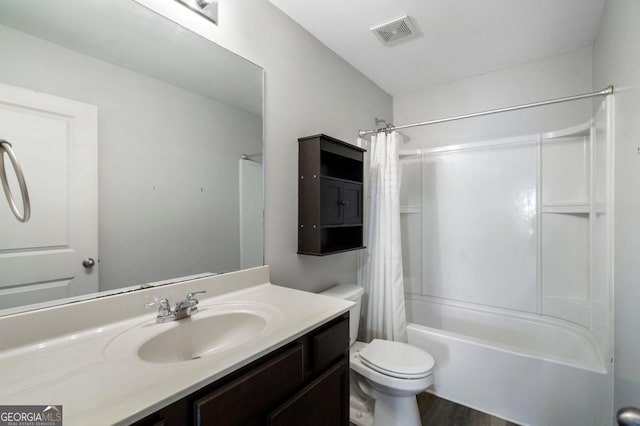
left=82, top=257, right=96, bottom=268
left=617, top=407, right=640, bottom=425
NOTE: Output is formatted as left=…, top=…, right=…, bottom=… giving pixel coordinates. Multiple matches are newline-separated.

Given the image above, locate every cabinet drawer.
left=194, top=343, right=304, bottom=426
left=311, top=315, right=349, bottom=374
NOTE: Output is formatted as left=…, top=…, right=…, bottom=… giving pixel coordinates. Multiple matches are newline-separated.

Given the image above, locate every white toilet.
left=320, top=284, right=435, bottom=426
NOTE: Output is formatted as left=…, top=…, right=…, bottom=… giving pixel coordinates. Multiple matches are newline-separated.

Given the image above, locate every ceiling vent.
left=371, top=16, right=417, bottom=46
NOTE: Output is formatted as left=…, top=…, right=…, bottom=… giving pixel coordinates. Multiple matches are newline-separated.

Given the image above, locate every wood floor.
left=417, top=393, right=520, bottom=426
left=350, top=393, right=520, bottom=426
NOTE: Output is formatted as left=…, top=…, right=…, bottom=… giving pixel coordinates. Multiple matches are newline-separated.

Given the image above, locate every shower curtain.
left=359, top=131, right=408, bottom=343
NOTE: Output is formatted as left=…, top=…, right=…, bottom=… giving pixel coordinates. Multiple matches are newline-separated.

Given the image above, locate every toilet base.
left=349, top=391, right=422, bottom=426
left=349, top=405, right=373, bottom=426
left=349, top=370, right=374, bottom=426
left=371, top=394, right=421, bottom=426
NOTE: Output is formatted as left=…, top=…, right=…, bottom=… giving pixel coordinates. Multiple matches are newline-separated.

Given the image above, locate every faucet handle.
left=183, top=291, right=206, bottom=316
left=186, top=291, right=207, bottom=300
left=145, top=298, right=175, bottom=323
left=145, top=298, right=172, bottom=314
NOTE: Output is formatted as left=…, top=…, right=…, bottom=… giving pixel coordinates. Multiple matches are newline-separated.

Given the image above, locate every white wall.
left=0, top=24, right=262, bottom=291
left=593, top=0, right=640, bottom=412
left=135, top=0, right=393, bottom=292
left=394, top=48, right=593, bottom=149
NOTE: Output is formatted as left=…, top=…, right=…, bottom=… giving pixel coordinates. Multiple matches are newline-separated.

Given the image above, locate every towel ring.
left=0, top=139, right=31, bottom=223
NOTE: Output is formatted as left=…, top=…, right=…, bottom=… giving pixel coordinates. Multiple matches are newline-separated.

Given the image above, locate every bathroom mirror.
left=0, top=0, right=264, bottom=314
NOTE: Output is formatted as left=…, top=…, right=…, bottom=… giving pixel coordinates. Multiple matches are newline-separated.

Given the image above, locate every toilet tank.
left=319, top=284, right=364, bottom=345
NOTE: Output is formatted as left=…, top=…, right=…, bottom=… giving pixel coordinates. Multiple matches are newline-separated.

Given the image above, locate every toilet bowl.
left=320, top=284, right=435, bottom=426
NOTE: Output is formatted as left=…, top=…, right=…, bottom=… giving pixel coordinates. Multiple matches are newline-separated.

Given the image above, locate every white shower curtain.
left=359, top=131, right=408, bottom=343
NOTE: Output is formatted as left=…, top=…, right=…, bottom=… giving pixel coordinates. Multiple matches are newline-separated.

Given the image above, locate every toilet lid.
left=358, top=339, right=434, bottom=379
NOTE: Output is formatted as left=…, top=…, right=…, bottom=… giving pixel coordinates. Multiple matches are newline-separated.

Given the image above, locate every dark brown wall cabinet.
left=132, top=314, right=350, bottom=426
left=298, top=134, right=365, bottom=255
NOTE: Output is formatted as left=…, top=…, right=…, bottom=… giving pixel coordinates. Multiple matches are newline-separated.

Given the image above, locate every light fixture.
left=174, top=0, right=218, bottom=25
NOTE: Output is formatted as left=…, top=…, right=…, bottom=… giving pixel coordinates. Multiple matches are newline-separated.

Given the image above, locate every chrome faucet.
left=144, top=291, right=207, bottom=323
left=174, top=291, right=207, bottom=320
left=144, top=298, right=175, bottom=323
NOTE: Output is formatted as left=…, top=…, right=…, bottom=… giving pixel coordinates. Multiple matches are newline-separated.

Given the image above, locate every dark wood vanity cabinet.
left=131, top=314, right=349, bottom=426
left=298, top=134, right=365, bottom=256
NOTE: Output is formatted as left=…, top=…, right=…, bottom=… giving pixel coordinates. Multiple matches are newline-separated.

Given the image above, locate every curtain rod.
left=358, top=85, right=614, bottom=137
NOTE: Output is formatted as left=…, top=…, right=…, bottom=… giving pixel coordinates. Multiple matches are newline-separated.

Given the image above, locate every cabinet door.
left=342, top=182, right=362, bottom=225
left=194, top=344, right=304, bottom=426
left=130, top=399, right=189, bottom=426
left=311, top=315, right=349, bottom=375
left=321, top=179, right=343, bottom=225
left=267, top=358, right=349, bottom=426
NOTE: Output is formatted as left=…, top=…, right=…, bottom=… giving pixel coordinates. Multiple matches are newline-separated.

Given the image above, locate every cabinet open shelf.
left=321, top=151, right=363, bottom=182
left=298, top=134, right=365, bottom=256
left=321, top=224, right=364, bottom=229
left=320, top=175, right=362, bottom=185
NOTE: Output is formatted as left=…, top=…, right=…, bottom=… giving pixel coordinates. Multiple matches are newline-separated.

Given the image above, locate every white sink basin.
left=105, top=302, right=282, bottom=364
left=138, top=312, right=267, bottom=363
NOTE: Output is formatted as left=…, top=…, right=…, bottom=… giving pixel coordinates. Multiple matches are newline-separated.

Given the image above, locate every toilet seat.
left=350, top=342, right=434, bottom=396
left=358, top=339, right=434, bottom=379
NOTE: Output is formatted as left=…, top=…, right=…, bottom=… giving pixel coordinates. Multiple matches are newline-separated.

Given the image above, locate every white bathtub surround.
left=400, top=104, right=614, bottom=425
left=360, top=130, right=407, bottom=342
left=0, top=266, right=352, bottom=425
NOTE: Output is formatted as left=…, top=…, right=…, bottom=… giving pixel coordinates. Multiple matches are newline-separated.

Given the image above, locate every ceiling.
left=268, top=0, right=606, bottom=95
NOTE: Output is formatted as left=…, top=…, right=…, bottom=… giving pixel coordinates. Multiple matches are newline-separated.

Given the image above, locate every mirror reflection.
left=0, top=0, right=264, bottom=313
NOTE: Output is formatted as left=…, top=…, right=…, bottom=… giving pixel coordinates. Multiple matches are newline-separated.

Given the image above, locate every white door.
left=0, top=83, right=98, bottom=310
left=239, top=159, right=263, bottom=269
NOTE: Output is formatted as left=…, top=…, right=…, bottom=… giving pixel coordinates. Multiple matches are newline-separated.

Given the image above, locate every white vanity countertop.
left=0, top=268, right=352, bottom=425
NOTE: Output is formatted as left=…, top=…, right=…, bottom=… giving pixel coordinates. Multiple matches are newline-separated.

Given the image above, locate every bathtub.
left=406, top=295, right=612, bottom=426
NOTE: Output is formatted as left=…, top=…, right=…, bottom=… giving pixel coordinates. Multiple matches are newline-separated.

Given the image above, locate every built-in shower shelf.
left=400, top=206, right=421, bottom=214
left=594, top=203, right=607, bottom=214
left=542, top=295, right=590, bottom=327
left=541, top=202, right=590, bottom=214
left=542, top=122, right=590, bottom=140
